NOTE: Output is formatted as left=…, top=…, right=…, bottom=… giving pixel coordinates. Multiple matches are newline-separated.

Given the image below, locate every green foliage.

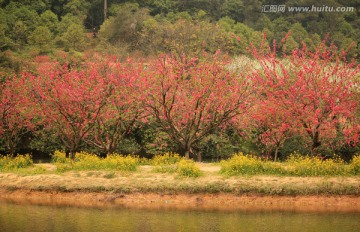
left=57, top=13, right=83, bottom=35
left=199, top=128, right=252, bottom=161
left=98, top=3, right=149, bottom=51
left=282, top=36, right=299, bottom=54
left=0, top=154, right=33, bottom=171
left=28, top=26, right=53, bottom=51
left=63, top=0, right=90, bottom=22
left=0, top=0, right=358, bottom=60
left=59, top=23, right=88, bottom=51
left=39, top=10, right=59, bottom=34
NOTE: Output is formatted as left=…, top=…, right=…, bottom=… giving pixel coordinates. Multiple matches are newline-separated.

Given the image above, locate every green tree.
left=217, top=17, right=255, bottom=54
left=8, top=0, right=51, bottom=13
left=0, top=9, right=14, bottom=51
left=6, top=5, right=40, bottom=32
left=5, top=5, right=40, bottom=49
left=57, top=13, right=83, bottom=35
left=253, top=14, right=273, bottom=32
left=272, top=17, right=291, bottom=44
left=242, top=0, right=261, bottom=27
left=290, top=22, right=309, bottom=44
left=141, top=16, right=226, bottom=57
left=146, top=0, right=176, bottom=15
left=98, top=3, right=150, bottom=51
left=28, top=26, right=53, bottom=52
left=61, top=23, right=88, bottom=51
left=222, top=0, right=244, bottom=22
left=282, top=35, right=299, bottom=54
left=39, top=10, right=59, bottom=34
left=11, top=21, right=28, bottom=49
left=64, top=0, right=91, bottom=22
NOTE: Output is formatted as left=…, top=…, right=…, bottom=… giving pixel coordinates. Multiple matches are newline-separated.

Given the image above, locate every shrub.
left=0, top=154, right=33, bottom=171
left=105, top=154, right=139, bottom=171
left=151, top=153, right=201, bottom=177
left=177, top=160, right=202, bottom=177
left=220, top=152, right=349, bottom=176
left=52, top=150, right=70, bottom=163
left=350, top=154, right=360, bottom=175
left=261, top=161, right=286, bottom=175
left=51, top=151, right=139, bottom=172
left=73, top=151, right=102, bottom=170
left=285, top=153, right=345, bottom=176
left=152, top=152, right=182, bottom=165
left=220, top=153, right=263, bottom=176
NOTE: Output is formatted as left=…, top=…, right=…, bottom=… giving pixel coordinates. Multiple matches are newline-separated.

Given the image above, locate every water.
left=1, top=202, right=360, bottom=232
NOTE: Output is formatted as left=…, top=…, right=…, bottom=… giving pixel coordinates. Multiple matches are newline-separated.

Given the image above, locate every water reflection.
left=1, top=202, right=360, bottom=232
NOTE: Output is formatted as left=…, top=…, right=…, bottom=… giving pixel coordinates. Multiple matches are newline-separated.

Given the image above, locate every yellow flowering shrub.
left=220, top=153, right=263, bottom=175
left=51, top=151, right=139, bottom=172
left=350, top=154, right=360, bottom=175
left=0, top=154, right=33, bottom=171
left=177, top=159, right=202, bottom=177
left=152, top=152, right=182, bottom=165
left=220, top=152, right=350, bottom=176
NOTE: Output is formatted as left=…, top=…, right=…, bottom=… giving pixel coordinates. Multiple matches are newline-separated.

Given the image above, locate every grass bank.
left=1, top=163, right=360, bottom=196
left=0, top=152, right=359, bottom=196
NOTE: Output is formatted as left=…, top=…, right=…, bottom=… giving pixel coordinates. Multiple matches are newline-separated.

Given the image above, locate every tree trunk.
left=8, top=144, right=16, bottom=157
left=105, top=146, right=115, bottom=157
left=184, top=150, right=190, bottom=159
left=104, top=0, right=108, bottom=20
left=69, top=150, right=76, bottom=160
left=197, top=152, right=202, bottom=162
left=311, top=131, right=321, bottom=156
left=5, top=138, right=16, bottom=156
left=274, top=146, right=279, bottom=162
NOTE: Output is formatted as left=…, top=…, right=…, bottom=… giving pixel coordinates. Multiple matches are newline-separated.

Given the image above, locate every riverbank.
left=1, top=190, right=360, bottom=213
left=0, top=163, right=360, bottom=212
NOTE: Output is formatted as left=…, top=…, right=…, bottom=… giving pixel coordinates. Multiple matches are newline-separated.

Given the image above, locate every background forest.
left=0, top=0, right=359, bottom=161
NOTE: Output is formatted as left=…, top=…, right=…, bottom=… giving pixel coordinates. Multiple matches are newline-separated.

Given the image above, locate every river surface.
left=1, top=202, right=360, bottom=232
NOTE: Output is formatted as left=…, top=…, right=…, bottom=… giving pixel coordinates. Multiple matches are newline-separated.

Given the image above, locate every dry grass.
left=0, top=163, right=359, bottom=195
